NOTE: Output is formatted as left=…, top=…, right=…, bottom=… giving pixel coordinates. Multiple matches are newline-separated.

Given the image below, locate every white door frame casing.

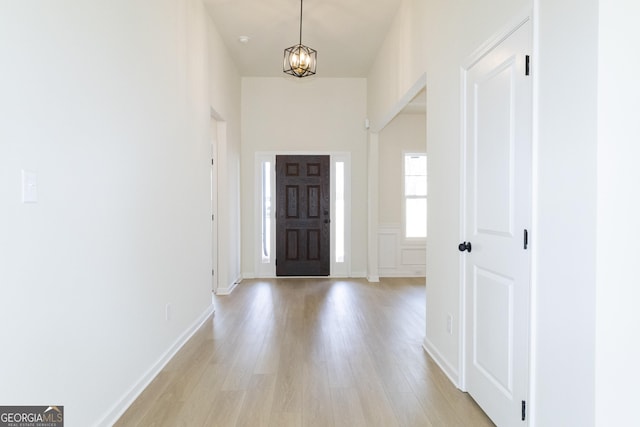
left=210, top=107, right=238, bottom=295
left=210, top=117, right=219, bottom=294
left=253, top=151, right=352, bottom=278
left=458, top=11, right=534, bottom=424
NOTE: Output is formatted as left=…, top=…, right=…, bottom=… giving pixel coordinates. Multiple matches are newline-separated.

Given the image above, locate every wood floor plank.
left=202, top=390, right=245, bottom=427
left=302, top=360, right=334, bottom=427
left=253, top=335, right=281, bottom=375
left=171, top=362, right=230, bottom=426
left=330, top=387, right=368, bottom=427
left=235, top=374, right=277, bottom=427
left=114, top=278, right=494, bottom=427
left=388, top=391, right=434, bottom=427
left=325, top=351, right=355, bottom=388
left=219, top=332, right=264, bottom=391
left=269, top=411, right=302, bottom=427
left=398, top=358, right=465, bottom=426
left=349, top=352, right=401, bottom=427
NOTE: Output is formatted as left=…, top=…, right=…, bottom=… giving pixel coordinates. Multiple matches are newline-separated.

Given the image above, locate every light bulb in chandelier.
left=291, top=49, right=309, bottom=71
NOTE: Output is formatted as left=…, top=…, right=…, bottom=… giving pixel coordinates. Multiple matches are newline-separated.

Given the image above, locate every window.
left=335, top=161, right=345, bottom=263
left=404, top=153, right=427, bottom=239
left=261, top=161, right=272, bottom=263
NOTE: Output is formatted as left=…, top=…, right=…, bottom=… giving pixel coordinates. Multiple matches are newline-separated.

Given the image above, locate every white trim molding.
left=378, top=224, right=426, bottom=277
left=216, top=275, right=242, bottom=296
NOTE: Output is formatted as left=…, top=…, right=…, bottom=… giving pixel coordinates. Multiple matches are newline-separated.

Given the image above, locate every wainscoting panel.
left=378, top=224, right=426, bottom=277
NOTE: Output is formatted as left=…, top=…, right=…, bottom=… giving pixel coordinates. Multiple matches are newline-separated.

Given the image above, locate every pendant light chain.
left=299, top=0, right=303, bottom=45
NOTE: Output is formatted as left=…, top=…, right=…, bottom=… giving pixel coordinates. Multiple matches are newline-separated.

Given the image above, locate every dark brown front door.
left=276, top=155, right=330, bottom=276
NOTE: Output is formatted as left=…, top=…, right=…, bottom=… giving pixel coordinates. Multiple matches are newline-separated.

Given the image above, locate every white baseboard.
left=235, top=274, right=369, bottom=281
left=97, top=304, right=215, bottom=426
left=422, top=337, right=460, bottom=388
left=367, top=275, right=380, bottom=283
left=216, top=276, right=242, bottom=296
left=379, top=271, right=426, bottom=278
left=215, top=284, right=236, bottom=295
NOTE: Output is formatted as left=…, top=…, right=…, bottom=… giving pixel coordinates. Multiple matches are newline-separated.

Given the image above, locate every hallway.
left=116, top=278, right=493, bottom=426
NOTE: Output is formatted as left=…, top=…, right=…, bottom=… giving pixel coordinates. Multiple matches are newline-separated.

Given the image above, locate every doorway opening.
left=373, top=81, right=427, bottom=279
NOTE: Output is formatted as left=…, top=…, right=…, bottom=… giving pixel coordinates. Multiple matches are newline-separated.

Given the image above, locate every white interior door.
left=463, top=20, right=532, bottom=426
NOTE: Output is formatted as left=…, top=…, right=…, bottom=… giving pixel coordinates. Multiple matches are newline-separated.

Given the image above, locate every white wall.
left=595, top=0, right=640, bottom=424
left=367, top=0, right=427, bottom=131
left=534, top=0, right=598, bottom=424
left=0, top=1, right=240, bottom=425
left=240, top=78, right=368, bottom=277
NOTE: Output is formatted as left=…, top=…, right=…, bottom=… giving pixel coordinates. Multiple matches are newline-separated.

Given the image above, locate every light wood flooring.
left=115, top=277, right=493, bottom=426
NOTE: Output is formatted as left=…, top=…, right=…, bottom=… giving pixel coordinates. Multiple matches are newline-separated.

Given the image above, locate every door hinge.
left=212, top=269, right=214, bottom=276
left=522, top=400, right=527, bottom=421
left=211, top=158, right=214, bottom=165
left=524, top=229, right=529, bottom=250
left=212, top=214, right=214, bottom=221
left=275, top=259, right=278, bottom=266
left=525, top=55, right=530, bottom=76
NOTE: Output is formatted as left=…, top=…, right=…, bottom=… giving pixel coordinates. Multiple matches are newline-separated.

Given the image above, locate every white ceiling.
left=203, top=0, right=403, bottom=78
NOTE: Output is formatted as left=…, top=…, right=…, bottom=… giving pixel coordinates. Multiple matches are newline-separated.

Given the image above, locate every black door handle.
left=458, top=242, right=472, bottom=252
left=324, top=219, right=331, bottom=224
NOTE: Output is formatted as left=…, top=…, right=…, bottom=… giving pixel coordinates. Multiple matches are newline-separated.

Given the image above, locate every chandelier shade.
left=283, top=0, right=316, bottom=77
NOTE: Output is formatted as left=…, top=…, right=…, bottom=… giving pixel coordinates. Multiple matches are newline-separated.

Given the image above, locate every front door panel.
left=276, top=155, right=330, bottom=276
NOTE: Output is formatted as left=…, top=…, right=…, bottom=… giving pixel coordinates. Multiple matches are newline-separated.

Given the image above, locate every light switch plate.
left=22, top=170, right=38, bottom=203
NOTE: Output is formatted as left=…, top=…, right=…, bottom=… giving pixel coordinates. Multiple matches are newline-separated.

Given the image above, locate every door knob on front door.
left=458, top=242, right=472, bottom=252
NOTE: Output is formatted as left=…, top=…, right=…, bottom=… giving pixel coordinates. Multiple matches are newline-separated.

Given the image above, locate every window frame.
left=402, top=151, right=427, bottom=243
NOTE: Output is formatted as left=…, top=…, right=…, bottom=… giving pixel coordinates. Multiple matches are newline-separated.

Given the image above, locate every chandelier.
left=283, top=0, right=317, bottom=78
